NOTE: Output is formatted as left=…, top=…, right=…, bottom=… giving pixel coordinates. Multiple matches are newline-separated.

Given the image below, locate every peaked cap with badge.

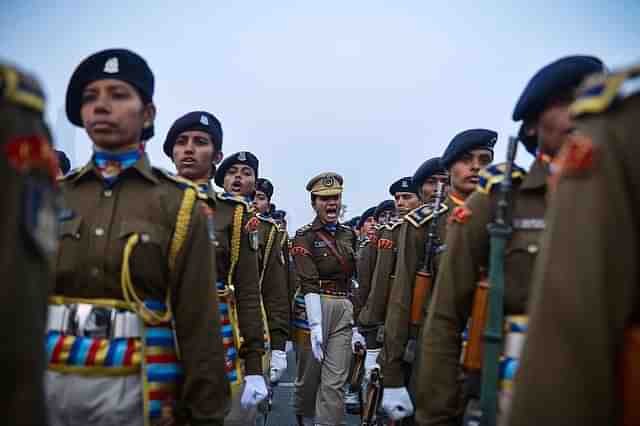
left=214, top=151, right=259, bottom=187
left=440, top=128, right=497, bottom=169
left=163, top=111, right=223, bottom=159
left=306, top=172, right=344, bottom=196
left=389, top=176, right=419, bottom=196
left=65, top=49, right=155, bottom=141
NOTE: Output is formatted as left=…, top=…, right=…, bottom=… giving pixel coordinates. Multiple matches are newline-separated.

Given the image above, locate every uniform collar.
left=520, top=158, right=549, bottom=191
left=311, top=216, right=341, bottom=232
left=448, top=191, right=466, bottom=206
left=67, top=153, right=159, bottom=186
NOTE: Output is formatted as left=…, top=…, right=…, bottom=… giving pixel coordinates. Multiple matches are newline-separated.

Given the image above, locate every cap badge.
left=200, top=115, right=209, bottom=126
left=401, top=180, right=409, bottom=188
left=322, top=176, right=335, bottom=187
left=238, top=151, right=247, bottom=162
left=103, top=57, right=119, bottom=74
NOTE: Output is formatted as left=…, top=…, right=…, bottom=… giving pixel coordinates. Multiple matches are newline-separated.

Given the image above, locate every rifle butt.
left=463, top=277, right=490, bottom=372
left=411, top=271, right=433, bottom=324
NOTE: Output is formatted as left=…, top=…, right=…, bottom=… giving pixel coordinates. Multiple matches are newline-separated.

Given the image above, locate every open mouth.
left=325, top=206, right=338, bottom=220
left=231, top=181, right=242, bottom=192
left=180, top=157, right=196, bottom=167
left=466, top=176, right=479, bottom=184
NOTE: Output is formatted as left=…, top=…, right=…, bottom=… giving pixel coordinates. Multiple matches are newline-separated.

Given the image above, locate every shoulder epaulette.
left=153, top=168, right=208, bottom=201
left=571, top=64, right=640, bottom=117
left=216, top=191, right=252, bottom=208
left=476, top=163, right=527, bottom=195
left=296, top=223, right=313, bottom=237
left=257, top=213, right=278, bottom=227
left=405, top=204, right=448, bottom=228
left=385, top=219, right=404, bottom=230
left=359, top=238, right=371, bottom=248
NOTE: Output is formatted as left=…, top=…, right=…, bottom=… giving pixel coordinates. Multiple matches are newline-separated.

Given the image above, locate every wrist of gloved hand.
left=269, top=350, right=287, bottom=383
left=382, top=386, right=414, bottom=420
left=240, top=375, right=268, bottom=409
left=351, top=327, right=366, bottom=352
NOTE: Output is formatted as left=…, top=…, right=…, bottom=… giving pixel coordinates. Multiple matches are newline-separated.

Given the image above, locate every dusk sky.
left=3, top=1, right=638, bottom=231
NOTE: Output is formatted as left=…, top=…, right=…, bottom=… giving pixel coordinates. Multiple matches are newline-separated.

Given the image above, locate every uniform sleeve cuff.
left=244, top=352, right=263, bottom=375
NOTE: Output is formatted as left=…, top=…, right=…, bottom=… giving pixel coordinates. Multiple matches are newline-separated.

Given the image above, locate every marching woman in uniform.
left=48, top=49, right=228, bottom=426
left=292, top=172, right=359, bottom=426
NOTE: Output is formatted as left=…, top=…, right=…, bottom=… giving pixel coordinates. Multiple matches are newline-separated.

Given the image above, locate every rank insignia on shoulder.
left=296, top=224, right=312, bottom=236
left=571, top=64, right=640, bottom=118
left=448, top=205, right=472, bottom=225
left=4, top=135, right=58, bottom=182
left=477, top=163, right=527, bottom=194
left=291, top=245, right=311, bottom=256
left=377, top=238, right=394, bottom=249
left=406, top=204, right=448, bottom=228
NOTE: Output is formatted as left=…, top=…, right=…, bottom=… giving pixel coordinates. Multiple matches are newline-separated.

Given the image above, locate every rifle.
left=410, top=179, right=446, bottom=326
left=479, top=136, right=519, bottom=426
left=361, top=367, right=383, bottom=426
left=348, top=341, right=367, bottom=393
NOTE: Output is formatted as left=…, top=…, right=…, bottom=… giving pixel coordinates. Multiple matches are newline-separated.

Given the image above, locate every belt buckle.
left=66, top=303, right=115, bottom=338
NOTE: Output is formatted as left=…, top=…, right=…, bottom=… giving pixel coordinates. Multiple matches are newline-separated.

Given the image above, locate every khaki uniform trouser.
left=46, top=371, right=143, bottom=426
left=294, top=296, right=353, bottom=426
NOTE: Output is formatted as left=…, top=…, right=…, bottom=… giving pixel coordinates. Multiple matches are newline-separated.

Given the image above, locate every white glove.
left=364, top=348, right=380, bottom=378
left=382, top=387, right=414, bottom=420
left=285, top=340, right=294, bottom=353
left=351, top=327, right=366, bottom=352
left=304, top=293, right=324, bottom=362
left=269, top=350, right=287, bottom=383
left=240, top=375, right=269, bottom=409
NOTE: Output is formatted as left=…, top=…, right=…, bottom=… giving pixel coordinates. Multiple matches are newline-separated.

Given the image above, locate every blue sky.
left=3, top=1, right=638, bottom=231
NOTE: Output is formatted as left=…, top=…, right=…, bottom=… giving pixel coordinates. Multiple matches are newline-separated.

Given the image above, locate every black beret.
left=374, top=199, right=396, bottom=220
left=214, top=151, right=259, bottom=187
left=513, top=55, right=604, bottom=122
left=256, top=178, right=274, bottom=199
left=413, top=157, right=446, bottom=186
left=163, top=111, right=223, bottom=159
left=272, top=210, right=287, bottom=221
left=66, top=49, right=155, bottom=141
left=55, top=150, right=71, bottom=175
left=357, top=207, right=376, bottom=229
left=389, top=176, right=419, bottom=196
left=441, top=129, right=497, bottom=169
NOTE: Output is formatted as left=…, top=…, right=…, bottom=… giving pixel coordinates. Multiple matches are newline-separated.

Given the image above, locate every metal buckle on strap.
left=47, top=303, right=142, bottom=338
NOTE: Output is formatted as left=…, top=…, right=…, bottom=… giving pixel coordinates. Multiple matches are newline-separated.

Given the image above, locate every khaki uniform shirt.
left=56, top=156, right=228, bottom=423
left=293, top=217, right=357, bottom=299
left=0, top=66, right=53, bottom=426
left=508, top=73, right=640, bottom=426
left=206, top=188, right=265, bottom=375
left=416, top=161, right=548, bottom=425
left=257, top=215, right=290, bottom=351
left=379, top=195, right=454, bottom=387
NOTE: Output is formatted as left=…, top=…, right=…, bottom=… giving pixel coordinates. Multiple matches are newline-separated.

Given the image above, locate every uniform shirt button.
left=90, top=267, right=100, bottom=277
left=74, top=233, right=81, bottom=240
left=527, top=244, right=539, bottom=254
left=95, top=227, right=105, bottom=237
left=103, top=189, right=113, bottom=197
left=140, top=233, right=150, bottom=243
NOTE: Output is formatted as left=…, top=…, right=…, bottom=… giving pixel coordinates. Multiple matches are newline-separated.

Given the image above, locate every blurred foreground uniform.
left=1, top=63, right=56, bottom=426
left=508, top=65, right=640, bottom=426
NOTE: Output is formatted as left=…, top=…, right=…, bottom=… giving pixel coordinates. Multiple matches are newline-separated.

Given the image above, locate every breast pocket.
left=56, top=215, right=84, bottom=281
left=504, top=231, right=542, bottom=313
left=118, top=221, right=171, bottom=290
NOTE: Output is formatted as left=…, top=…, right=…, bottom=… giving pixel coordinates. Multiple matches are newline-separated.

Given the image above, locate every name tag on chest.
left=314, top=240, right=328, bottom=248
left=513, top=218, right=545, bottom=230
